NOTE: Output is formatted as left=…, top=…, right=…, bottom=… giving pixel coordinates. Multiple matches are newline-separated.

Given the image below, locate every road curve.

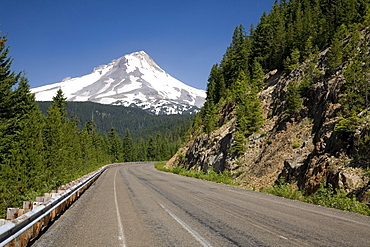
left=32, top=163, right=370, bottom=247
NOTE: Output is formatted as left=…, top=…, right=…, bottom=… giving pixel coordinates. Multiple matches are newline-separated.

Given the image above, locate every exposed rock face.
left=168, top=47, right=369, bottom=201
left=176, top=118, right=236, bottom=173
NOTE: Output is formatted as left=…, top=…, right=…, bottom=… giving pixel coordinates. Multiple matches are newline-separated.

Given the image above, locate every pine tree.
left=328, top=36, right=343, bottom=73
left=202, top=100, right=218, bottom=134
left=0, top=36, right=47, bottom=215
left=80, top=120, right=104, bottom=172
left=221, top=25, right=251, bottom=88
left=207, top=64, right=225, bottom=104
left=251, top=59, right=265, bottom=89
left=108, top=127, right=123, bottom=162
left=146, top=136, right=156, bottom=161
left=284, top=48, right=300, bottom=71
left=286, top=80, right=302, bottom=116
left=137, top=139, right=148, bottom=161
left=252, top=12, right=274, bottom=69
left=52, top=88, right=68, bottom=118
left=270, top=1, right=287, bottom=69
left=123, top=129, right=136, bottom=162
left=293, top=1, right=306, bottom=51
left=234, top=71, right=263, bottom=148
left=343, top=59, right=365, bottom=116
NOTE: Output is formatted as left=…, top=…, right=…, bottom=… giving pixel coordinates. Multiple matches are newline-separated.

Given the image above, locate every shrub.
left=260, top=179, right=304, bottom=201
left=154, top=163, right=235, bottom=185
left=261, top=180, right=370, bottom=216
left=304, top=183, right=370, bottom=215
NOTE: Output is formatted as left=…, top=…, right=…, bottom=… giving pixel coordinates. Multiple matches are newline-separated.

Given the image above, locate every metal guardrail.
left=0, top=163, right=124, bottom=247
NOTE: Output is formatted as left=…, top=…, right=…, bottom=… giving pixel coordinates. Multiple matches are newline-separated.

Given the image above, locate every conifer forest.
left=196, top=0, right=370, bottom=155
left=0, top=36, right=191, bottom=216
left=2, top=0, right=370, bottom=217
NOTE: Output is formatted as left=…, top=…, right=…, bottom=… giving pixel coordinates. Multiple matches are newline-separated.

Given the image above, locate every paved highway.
left=32, top=163, right=370, bottom=246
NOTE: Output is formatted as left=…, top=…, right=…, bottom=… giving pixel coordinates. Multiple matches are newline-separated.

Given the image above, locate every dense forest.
left=193, top=0, right=370, bottom=156
left=2, top=0, right=370, bottom=218
left=166, top=0, right=370, bottom=211
left=37, top=101, right=194, bottom=141
left=0, top=36, right=191, bottom=216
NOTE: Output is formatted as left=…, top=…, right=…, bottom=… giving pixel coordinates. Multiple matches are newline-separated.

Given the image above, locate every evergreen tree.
left=251, top=59, right=265, bottom=89
left=252, top=11, right=274, bottom=69
left=269, top=1, right=287, bottom=69
left=137, top=139, right=148, bottom=161
left=221, top=24, right=251, bottom=88
left=234, top=71, right=264, bottom=151
left=286, top=80, right=302, bottom=116
left=0, top=36, right=47, bottom=214
left=80, top=120, right=108, bottom=172
left=343, top=30, right=361, bottom=59
left=43, top=89, right=78, bottom=186
left=108, top=127, right=123, bottom=162
left=207, top=64, right=225, bottom=104
left=328, top=36, right=343, bottom=73
left=284, top=48, right=300, bottom=71
left=343, top=59, right=366, bottom=116
left=122, top=129, right=136, bottom=162
left=146, top=136, right=156, bottom=161
left=292, top=1, right=305, bottom=51
left=202, top=100, right=218, bottom=134
left=52, top=88, right=68, bottom=118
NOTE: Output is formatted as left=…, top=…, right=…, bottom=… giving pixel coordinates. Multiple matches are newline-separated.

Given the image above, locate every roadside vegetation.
left=155, top=162, right=236, bottom=186
left=156, top=163, right=370, bottom=216
left=260, top=180, right=370, bottom=216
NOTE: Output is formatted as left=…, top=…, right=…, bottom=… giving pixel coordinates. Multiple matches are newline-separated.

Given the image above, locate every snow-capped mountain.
left=31, top=51, right=206, bottom=115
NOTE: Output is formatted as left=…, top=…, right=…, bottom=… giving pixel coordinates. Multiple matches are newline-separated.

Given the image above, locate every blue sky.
left=1, top=0, right=275, bottom=90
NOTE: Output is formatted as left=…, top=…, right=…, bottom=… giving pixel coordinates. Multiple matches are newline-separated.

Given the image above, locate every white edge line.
left=114, top=169, right=126, bottom=247
left=158, top=202, right=213, bottom=247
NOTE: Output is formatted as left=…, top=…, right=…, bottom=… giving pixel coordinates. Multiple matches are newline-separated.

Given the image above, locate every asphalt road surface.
left=32, top=163, right=370, bottom=247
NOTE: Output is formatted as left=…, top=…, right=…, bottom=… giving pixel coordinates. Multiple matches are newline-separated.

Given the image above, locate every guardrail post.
left=32, top=220, right=42, bottom=240
left=6, top=208, right=19, bottom=220
left=23, top=201, right=32, bottom=210
left=20, top=228, right=31, bottom=247
left=6, top=238, right=16, bottom=247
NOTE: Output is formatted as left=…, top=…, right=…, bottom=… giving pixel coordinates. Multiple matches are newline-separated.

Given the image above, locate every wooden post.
left=31, top=220, right=42, bottom=239
left=18, top=208, right=26, bottom=217
left=23, top=201, right=33, bottom=210
left=6, top=208, right=19, bottom=220
left=20, top=228, right=31, bottom=247
left=50, top=209, right=56, bottom=221
left=6, top=238, right=16, bottom=247
left=43, top=213, right=51, bottom=226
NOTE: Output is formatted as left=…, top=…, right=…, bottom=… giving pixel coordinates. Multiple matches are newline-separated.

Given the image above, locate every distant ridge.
left=36, top=101, right=194, bottom=140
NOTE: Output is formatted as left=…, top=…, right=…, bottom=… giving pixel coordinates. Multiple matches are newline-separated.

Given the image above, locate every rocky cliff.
left=167, top=43, right=370, bottom=204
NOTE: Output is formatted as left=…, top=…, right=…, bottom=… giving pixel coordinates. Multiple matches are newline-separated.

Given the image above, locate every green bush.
left=305, top=183, right=370, bottom=215
left=154, top=163, right=235, bottom=185
left=261, top=181, right=370, bottom=216
left=334, top=115, right=362, bottom=134
left=156, top=163, right=370, bottom=216
left=260, top=179, right=304, bottom=201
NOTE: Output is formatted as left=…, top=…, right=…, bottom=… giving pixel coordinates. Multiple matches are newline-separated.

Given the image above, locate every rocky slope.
left=168, top=45, right=370, bottom=204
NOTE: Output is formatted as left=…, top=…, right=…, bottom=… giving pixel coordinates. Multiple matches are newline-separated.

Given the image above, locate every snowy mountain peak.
left=31, top=51, right=206, bottom=115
